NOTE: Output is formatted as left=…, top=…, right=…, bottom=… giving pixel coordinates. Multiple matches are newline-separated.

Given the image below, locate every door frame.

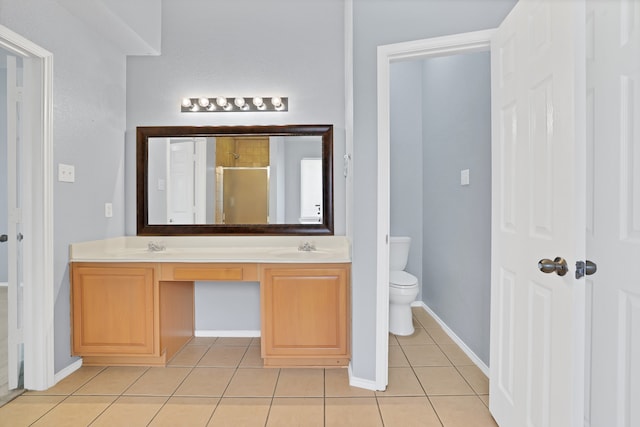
left=376, top=30, right=495, bottom=390
left=0, top=24, right=54, bottom=391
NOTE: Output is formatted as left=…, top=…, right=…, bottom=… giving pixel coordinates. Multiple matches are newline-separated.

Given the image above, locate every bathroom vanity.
left=69, top=236, right=351, bottom=368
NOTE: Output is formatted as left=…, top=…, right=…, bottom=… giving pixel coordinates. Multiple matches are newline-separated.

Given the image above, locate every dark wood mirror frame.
left=137, top=124, right=334, bottom=235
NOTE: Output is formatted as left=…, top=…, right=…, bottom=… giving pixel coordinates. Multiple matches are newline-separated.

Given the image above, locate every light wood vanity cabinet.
left=71, top=262, right=195, bottom=366
left=71, top=263, right=161, bottom=363
left=70, top=261, right=350, bottom=368
left=260, top=264, right=350, bottom=367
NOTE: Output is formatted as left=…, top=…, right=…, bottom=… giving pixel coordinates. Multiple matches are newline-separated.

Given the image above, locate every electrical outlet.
left=58, top=163, right=75, bottom=183
left=105, top=203, right=113, bottom=218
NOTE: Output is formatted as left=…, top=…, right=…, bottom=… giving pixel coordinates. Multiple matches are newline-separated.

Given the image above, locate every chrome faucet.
left=298, top=241, right=316, bottom=252
left=147, top=241, right=166, bottom=252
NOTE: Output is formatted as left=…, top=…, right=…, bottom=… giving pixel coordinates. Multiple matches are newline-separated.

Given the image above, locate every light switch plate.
left=105, top=203, right=113, bottom=218
left=58, top=163, right=75, bottom=182
left=461, top=169, right=470, bottom=186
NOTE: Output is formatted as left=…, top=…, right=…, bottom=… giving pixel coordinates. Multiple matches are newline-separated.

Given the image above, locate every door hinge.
left=343, top=154, right=351, bottom=178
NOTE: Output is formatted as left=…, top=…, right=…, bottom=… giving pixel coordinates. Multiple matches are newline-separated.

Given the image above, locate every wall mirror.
left=137, top=124, right=334, bottom=235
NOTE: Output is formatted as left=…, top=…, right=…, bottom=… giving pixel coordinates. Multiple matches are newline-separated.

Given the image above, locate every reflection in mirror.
left=147, top=135, right=322, bottom=225
left=137, top=125, right=333, bottom=235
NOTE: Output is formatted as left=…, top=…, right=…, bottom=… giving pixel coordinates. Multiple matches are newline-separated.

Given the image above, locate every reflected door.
left=300, top=158, right=322, bottom=223
left=166, top=138, right=206, bottom=224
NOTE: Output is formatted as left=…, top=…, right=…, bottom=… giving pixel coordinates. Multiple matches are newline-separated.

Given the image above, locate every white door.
left=300, top=158, right=322, bottom=223
left=489, top=1, right=586, bottom=426
left=166, top=138, right=206, bottom=224
left=586, top=1, right=640, bottom=426
left=167, top=138, right=195, bottom=224
left=5, top=54, right=24, bottom=390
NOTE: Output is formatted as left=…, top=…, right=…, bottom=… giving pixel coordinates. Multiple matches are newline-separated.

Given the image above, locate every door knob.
left=0, top=234, right=7, bottom=242
left=538, top=257, right=568, bottom=276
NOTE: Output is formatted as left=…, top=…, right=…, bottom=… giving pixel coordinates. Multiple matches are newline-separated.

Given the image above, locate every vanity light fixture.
left=180, top=96, right=288, bottom=112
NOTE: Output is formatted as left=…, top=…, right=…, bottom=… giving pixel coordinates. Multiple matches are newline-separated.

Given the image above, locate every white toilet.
left=389, top=236, right=420, bottom=336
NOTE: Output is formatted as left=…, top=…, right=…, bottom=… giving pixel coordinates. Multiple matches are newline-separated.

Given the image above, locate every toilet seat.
left=390, top=271, right=418, bottom=287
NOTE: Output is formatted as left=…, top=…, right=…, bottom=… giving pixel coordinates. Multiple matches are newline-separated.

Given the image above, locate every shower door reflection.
left=217, top=167, right=269, bottom=224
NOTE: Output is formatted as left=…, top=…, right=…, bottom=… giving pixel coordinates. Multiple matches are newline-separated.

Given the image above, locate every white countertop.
left=69, top=236, right=351, bottom=263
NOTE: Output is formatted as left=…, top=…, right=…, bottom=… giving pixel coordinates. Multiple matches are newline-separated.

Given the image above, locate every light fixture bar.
left=180, top=96, right=288, bottom=112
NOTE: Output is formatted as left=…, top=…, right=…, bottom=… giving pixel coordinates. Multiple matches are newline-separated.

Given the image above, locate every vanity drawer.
left=160, top=263, right=258, bottom=282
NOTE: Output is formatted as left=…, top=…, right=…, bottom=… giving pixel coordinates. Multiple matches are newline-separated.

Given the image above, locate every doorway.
left=1, top=47, right=25, bottom=403
left=1, top=50, right=9, bottom=400
left=0, top=24, right=54, bottom=392
left=376, top=29, right=495, bottom=391
left=389, top=50, right=492, bottom=366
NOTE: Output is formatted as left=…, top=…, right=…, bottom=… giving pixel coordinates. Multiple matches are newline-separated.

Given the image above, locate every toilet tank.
left=389, top=236, right=411, bottom=271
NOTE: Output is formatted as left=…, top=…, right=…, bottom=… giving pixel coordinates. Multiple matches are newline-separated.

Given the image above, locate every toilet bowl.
left=389, top=237, right=419, bottom=336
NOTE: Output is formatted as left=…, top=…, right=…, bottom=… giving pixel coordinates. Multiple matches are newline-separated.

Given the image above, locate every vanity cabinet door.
left=71, top=263, right=158, bottom=357
left=260, top=264, right=350, bottom=367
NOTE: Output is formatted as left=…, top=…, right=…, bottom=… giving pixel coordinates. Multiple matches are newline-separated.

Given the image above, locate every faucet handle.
left=148, top=241, right=166, bottom=252
left=298, top=241, right=316, bottom=251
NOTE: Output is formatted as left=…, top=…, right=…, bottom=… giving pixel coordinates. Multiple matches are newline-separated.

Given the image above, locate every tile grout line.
left=323, top=368, right=326, bottom=427
left=145, top=337, right=217, bottom=426
left=27, top=365, right=115, bottom=427
left=262, top=367, right=281, bottom=427
left=395, top=317, right=446, bottom=427
left=181, top=337, right=248, bottom=425
left=412, top=311, right=495, bottom=423
left=205, top=341, right=257, bottom=423
left=373, top=392, right=385, bottom=427
left=417, top=320, right=487, bottom=400
left=410, top=311, right=485, bottom=395
left=89, top=366, right=151, bottom=426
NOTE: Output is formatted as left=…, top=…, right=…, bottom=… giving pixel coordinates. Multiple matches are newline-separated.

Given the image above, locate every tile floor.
left=0, top=307, right=497, bottom=426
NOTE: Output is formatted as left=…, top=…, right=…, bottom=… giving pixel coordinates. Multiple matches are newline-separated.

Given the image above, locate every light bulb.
left=198, top=97, right=210, bottom=107
left=252, top=97, right=264, bottom=107
left=271, top=97, right=282, bottom=108
left=216, top=97, right=228, bottom=107
left=234, top=97, right=246, bottom=108
left=181, top=98, right=193, bottom=108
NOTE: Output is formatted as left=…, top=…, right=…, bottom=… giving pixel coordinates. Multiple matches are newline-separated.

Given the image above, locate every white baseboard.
left=54, top=358, right=83, bottom=385
left=348, top=363, right=384, bottom=391
left=411, top=301, right=489, bottom=376
left=195, top=330, right=260, bottom=338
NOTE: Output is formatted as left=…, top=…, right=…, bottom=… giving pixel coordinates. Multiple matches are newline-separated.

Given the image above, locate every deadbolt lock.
left=575, top=260, right=597, bottom=279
